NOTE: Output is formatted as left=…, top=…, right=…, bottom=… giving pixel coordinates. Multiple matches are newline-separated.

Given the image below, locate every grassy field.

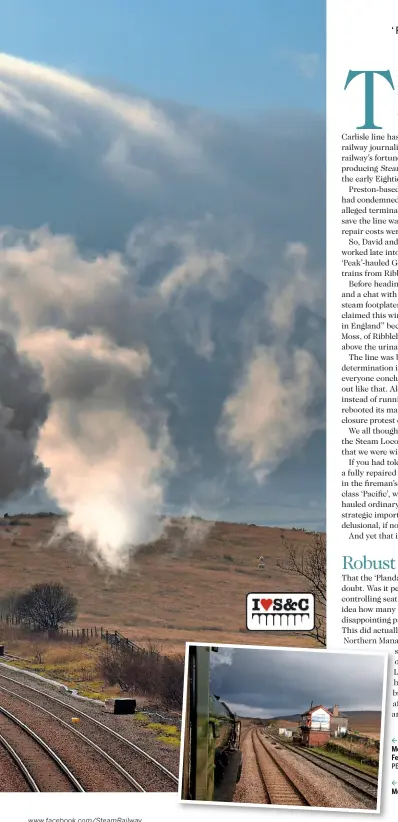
left=343, top=712, right=382, bottom=741
left=327, top=735, right=380, bottom=760
left=309, top=746, right=379, bottom=778
left=0, top=629, right=120, bottom=701
left=0, top=631, right=181, bottom=747
left=0, top=515, right=323, bottom=653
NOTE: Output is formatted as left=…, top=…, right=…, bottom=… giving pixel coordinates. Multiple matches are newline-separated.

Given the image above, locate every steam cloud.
left=219, top=242, right=324, bottom=478
left=0, top=54, right=325, bottom=566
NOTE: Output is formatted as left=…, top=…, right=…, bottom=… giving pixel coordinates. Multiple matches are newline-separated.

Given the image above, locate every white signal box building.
left=308, top=707, right=331, bottom=730
left=300, top=704, right=332, bottom=747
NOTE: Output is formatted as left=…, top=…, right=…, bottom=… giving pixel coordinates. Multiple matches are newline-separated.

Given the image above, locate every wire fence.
left=0, top=613, right=147, bottom=654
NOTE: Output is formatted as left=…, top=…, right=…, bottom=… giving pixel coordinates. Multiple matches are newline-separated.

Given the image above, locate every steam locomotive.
left=182, top=646, right=242, bottom=802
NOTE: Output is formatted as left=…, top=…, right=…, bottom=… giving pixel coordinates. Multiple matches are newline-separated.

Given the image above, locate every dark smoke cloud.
left=0, top=330, right=49, bottom=498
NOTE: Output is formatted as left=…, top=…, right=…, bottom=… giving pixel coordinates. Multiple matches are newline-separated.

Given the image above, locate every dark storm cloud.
left=210, top=648, right=385, bottom=717
left=0, top=330, right=49, bottom=498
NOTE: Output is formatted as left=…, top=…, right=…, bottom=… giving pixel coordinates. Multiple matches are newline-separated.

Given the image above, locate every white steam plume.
left=0, top=230, right=174, bottom=569
left=220, top=346, right=322, bottom=479
left=43, top=407, right=172, bottom=570
left=219, top=242, right=324, bottom=478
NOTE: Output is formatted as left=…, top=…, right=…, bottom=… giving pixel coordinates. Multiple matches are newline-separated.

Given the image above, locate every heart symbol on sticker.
left=260, top=598, right=273, bottom=611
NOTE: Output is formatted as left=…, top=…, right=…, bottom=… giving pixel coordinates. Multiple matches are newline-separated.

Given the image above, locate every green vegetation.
left=133, top=715, right=180, bottom=746
left=156, top=734, right=180, bottom=747
left=147, top=722, right=179, bottom=735
left=309, top=746, right=379, bottom=778
left=1, top=641, right=114, bottom=700
left=148, top=722, right=180, bottom=746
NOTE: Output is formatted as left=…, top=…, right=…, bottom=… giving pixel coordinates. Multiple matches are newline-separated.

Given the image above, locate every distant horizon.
left=234, top=708, right=382, bottom=719
left=0, top=509, right=325, bottom=533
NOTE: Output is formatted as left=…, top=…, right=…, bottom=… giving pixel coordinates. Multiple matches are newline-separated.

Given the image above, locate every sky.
left=0, top=0, right=325, bottom=113
left=0, top=3, right=325, bottom=566
left=209, top=647, right=386, bottom=719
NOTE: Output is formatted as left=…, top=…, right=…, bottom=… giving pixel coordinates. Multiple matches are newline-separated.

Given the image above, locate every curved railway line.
left=262, top=730, right=378, bottom=806
left=0, top=668, right=179, bottom=793
left=251, top=728, right=310, bottom=806
left=0, top=731, right=39, bottom=791
left=0, top=705, right=84, bottom=792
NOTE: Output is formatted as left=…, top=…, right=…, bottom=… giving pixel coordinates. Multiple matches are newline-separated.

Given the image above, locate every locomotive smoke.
left=0, top=229, right=175, bottom=569
left=0, top=55, right=325, bottom=568
left=210, top=647, right=235, bottom=669
left=0, top=228, right=321, bottom=569
left=218, top=243, right=323, bottom=478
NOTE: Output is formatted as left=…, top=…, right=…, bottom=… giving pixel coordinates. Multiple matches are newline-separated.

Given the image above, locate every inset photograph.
left=180, top=644, right=387, bottom=812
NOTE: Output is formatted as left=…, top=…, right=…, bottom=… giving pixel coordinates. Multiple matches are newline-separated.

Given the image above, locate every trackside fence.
left=0, top=614, right=149, bottom=654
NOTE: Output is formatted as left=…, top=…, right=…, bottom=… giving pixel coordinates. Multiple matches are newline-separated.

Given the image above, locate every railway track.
left=0, top=732, right=38, bottom=791
left=0, top=704, right=84, bottom=792
left=251, top=728, right=309, bottom=806
left=0, top=669, right=178, bottom=792
left=263, top=731, right=378, bottom=803
left=0, top=684, right=143, bottom=791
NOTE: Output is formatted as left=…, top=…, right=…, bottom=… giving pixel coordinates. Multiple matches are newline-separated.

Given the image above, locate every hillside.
left=264, top=711, right=382, bottom=737
left=0, top=515, right=323, bottom=653
left=341, top=711, right=383, bottom=738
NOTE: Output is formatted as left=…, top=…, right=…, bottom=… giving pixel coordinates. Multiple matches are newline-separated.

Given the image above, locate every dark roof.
left=302, top=705, right=332, bottom=716
left=328, top=708, right=348, bottom=718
